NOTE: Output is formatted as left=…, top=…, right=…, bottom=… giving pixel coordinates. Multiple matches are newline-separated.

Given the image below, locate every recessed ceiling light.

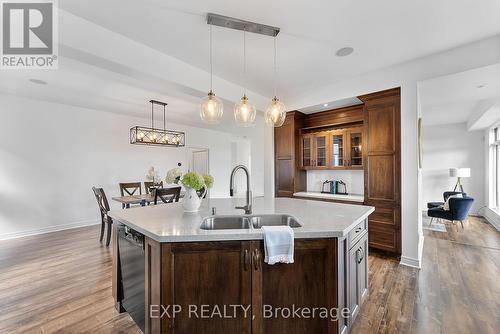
left=323, top=103, right=329, bottom=107
left=29, top=78, right=47, bottom=85
left=336, top=47, right=354, bottom=57
left=476, top=84, right=486, bottom=89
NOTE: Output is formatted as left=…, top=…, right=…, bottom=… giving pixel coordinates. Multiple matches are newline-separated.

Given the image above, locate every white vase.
left=182, top=187, right=204, bottom=212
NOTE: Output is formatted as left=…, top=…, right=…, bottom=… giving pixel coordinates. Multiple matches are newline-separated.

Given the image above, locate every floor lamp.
left=449, top=168, right=470, bottom=192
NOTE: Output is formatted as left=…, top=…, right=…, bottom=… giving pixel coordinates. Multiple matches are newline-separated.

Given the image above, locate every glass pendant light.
left=265, top=36, right=286, bottom=127
left=234, top=29, right=256, bottom=127
left=200, top=25, right=224, bottom=124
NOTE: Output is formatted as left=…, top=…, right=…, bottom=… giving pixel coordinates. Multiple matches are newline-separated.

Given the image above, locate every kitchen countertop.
left=109, top=197, right=374, bottom=243
left=293, top=191, right=365, bottom=203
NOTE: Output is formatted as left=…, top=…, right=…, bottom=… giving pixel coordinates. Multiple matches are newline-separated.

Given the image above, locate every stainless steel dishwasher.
left=118, top=224, right=145, bottom=332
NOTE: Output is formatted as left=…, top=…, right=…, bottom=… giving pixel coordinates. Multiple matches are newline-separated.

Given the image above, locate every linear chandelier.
left=203, top=13, right=286, bottom=127
left=130, top=100, right=185, bottom=147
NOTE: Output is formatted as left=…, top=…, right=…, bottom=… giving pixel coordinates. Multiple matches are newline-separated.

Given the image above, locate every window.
left=490, top=126, right=500, bottom=211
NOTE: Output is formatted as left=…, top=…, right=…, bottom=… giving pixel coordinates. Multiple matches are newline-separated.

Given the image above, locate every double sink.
left=200, top=214, right=302, bottom=230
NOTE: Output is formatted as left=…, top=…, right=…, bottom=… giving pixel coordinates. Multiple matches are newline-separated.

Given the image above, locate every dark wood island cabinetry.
left=110, top=198, right=373, bottom=334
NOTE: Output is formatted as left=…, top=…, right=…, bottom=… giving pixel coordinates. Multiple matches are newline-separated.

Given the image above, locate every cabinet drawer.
left=368, top=223, right=398, bottom=252
left=348, top=219, right=367, bottom=247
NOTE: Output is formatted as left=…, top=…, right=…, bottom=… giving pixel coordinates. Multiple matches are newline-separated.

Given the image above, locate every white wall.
left=306, top=170, right=364, bottom=195
left=0, top=94, right=265, bottom=239
left=422, top=123, right=485, bottom=213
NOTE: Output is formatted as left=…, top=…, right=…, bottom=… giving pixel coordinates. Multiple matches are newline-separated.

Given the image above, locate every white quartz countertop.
left=109, top=197, right=374, bottom=243
left=294, top=191, right=365, bottom=203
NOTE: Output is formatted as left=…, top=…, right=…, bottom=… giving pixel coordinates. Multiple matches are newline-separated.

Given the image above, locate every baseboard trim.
left=484, top=208, right=500, bottom=232
left=400, top=254, right=421, bottom=269
left=0, top=220, right=99, bottom=241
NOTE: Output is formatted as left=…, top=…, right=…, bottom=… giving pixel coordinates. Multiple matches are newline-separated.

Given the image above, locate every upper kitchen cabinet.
left=313, top=131, right=329, bottom=168
left=300, top=131, right=329, bottom=169
left=346, top=127, right=363, bottom=169
left=330, top=130, right=345, bottom=168
left=299, top=127, right=363, bottom=170
left=300, top=133, right=313, bottom=168
left=275, top=111, right=306, bottom=197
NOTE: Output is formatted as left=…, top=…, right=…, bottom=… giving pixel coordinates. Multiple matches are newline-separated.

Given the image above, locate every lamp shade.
left=449, top=168, right=471, bottom=178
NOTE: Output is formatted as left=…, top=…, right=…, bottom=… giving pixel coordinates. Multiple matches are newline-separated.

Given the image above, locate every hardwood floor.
left=351, top=216, right=500, bottom=334
left=0, top=216, right=498, bottom=333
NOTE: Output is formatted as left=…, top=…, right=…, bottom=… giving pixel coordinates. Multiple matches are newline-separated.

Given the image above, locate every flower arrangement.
left=165, top=168, right=214, bottom=191
left=165, top=168, right=182, bottom=184
left=181, top=172, right=205, bottom=190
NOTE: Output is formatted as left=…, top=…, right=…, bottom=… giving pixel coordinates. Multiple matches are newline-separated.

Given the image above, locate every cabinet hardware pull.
left=358, top=247, right=364, bottom=264
left=244, top=249, right=250, bottom=271
left=253, top=249, right=260, bottom=271
left=355, top=227, right=362, bottom=233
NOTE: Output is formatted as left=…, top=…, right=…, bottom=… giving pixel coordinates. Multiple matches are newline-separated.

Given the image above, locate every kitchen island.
left=109, top=197, right=374, bottom=334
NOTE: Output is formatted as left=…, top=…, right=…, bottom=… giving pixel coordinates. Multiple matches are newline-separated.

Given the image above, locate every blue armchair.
left=427, top=191, right=466, bottom=209
left=427, top=196, right=474, bottom=229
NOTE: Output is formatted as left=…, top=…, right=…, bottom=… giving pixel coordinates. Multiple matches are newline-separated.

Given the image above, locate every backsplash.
left=307, top=170, right=364, bottom=195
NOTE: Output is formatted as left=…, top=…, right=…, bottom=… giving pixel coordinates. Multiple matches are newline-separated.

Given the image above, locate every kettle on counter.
left=335, top=180, right=348, bottom=195
left=321, top=180, right=334, bottom=194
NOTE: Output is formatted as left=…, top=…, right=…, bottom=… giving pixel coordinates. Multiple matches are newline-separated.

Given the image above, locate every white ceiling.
left=2, top=0, right=500, bottom=131
left=420, top=63, right=500, bottom=127
left=299, top=97, right=362, bottom=114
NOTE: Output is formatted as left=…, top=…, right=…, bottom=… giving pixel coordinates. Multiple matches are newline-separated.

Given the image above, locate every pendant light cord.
left=151, top=101, right=154, bottom=130
left=273, top=36, right=277, bottom=98
left=243, top=28, right=247, bottom=96
left=209, top=25, right=213, bottom=91
left=163, top=105, right=166, bottom=131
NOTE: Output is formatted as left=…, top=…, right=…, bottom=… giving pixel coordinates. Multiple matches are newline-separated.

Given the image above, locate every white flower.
left=165, top=168, right=182, bottom=184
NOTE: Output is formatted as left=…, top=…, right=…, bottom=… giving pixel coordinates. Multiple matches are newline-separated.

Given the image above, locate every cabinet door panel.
left=367, top=155, right=395, bottom=201
left=366, top=105, right=396, bottom=153
left=331, top=132, right=345, bottom=168
left=162, top=242, right=252, bottom=334
left=301, top=135, right=313, bottom=168
left=276, top=159, right=294, bottom=197
left=348, top=245, right=360, bottom=323
left=348, top=130, right=363, bottom=168
left=252, top=239, right=336, bottom=334
left=368, top=223, right=398, bottom=252
left=275, top=121, right=293, bottom=159
left=315, top=135, right=328, bottom=167
left=358, top=235, right=368, bottom=303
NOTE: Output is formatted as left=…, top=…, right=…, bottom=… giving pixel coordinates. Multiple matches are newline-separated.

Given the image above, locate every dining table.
left=112, top=186, right=184, bottom=208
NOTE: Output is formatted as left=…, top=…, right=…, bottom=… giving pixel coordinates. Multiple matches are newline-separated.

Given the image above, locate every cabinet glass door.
left=331, top=134, right=344, bottom=167
left=315, top=135, right=327, bottom=167
left=350, top=131, right=362, bottom=167
left=302, top=136, right=312, bottom=167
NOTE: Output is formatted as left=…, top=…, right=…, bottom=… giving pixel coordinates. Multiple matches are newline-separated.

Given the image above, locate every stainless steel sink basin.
left=250, top=214, right=302, bottom=229
left=200, top=214, right=302, bottom=230
left=200, top=216, right=250, bottom=230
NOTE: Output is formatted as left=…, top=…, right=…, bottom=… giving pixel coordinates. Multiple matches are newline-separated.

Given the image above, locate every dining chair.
left=119, top=182, right=142, bottom=209
left=92, top=187, right=113, bottom=246
left=144, top=181, right=163, bottom=194
left=154, top=187, right=181, bottom=204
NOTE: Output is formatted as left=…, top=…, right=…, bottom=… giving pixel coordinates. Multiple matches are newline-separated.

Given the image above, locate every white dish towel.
left=261, top=226, right=294, bottom=265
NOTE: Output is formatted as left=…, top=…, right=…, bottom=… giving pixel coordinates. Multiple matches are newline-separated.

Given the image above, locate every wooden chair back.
left=119, top=182, right=142, bottom=196
left=144, top=181, right=164, bottom=194
left=154, top=187, right=181, bottom=204
left=92, top=187, right=110, bottom=215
